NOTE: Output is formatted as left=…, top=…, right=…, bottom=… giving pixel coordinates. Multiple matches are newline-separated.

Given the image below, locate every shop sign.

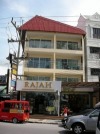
left=11, top=80, right=16, bottom=87
left=12, top=69, right=17, bottom=75
left=62, top=87, right=93, bottom=92
left=16, top=80, right=61, bottom=92
left=11, top=74, right=16, bottom=80
left=12, top=63, right=17, bottom=70
left=24, top=81, right=52, bottom=89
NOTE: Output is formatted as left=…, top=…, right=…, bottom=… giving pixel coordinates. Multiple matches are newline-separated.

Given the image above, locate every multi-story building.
left=77, top=12, right=100, bottom=82
left=17, top=15, right=86, bottom=115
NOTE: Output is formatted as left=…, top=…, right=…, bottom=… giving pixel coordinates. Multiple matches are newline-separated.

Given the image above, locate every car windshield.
left=72, top=109, right=94, bottom=116
left=83, top=109, right=94, bottom=116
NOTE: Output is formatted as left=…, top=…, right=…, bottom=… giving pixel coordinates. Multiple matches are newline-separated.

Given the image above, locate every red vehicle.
left=0, top=100, right=30, bottom=123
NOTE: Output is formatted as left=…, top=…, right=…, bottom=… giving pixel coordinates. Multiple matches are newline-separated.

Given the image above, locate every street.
left=0, top=121, right=95, bottom=134
left=0, top=121, right=66, bottom=134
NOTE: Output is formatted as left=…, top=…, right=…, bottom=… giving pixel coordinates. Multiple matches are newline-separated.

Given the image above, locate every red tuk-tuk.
left=0, top=100, right=30, bottom=123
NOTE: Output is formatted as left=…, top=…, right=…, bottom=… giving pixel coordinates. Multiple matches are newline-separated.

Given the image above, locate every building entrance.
left=34, top=94, right=46, bottom=114
left=22, top=92, right=58, bottom=115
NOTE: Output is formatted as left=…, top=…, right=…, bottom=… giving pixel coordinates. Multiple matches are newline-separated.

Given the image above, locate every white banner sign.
left=16, top=80, right=61, bottom=92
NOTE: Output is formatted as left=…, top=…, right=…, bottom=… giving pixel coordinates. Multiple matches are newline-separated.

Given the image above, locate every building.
left=77, top=12, right=100, bottom=82
left=0, top=72, right=10, bottom=101
left=17, top=15, right=86, bottom=115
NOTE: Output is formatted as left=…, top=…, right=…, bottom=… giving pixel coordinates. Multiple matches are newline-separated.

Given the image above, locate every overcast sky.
left=0, top=0, right=100, bottom=75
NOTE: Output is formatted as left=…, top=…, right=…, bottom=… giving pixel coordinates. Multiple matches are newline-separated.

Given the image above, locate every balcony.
left=23, top=61, right=83, bottom=76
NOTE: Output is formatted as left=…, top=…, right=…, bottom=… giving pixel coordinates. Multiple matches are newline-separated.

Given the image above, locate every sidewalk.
left=28, top=114, right=63, bottom=124
left=29, top=118, right=61, bottom=124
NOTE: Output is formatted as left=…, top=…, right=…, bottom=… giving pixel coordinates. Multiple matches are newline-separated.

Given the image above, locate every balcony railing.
left=25, top=62, right=83, bottom=70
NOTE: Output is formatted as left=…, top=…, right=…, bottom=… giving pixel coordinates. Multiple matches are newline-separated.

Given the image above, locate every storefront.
left=16, top=80, right=61, bottom=116
left=61, top=85, right=94, bottom=113
left=60, top=92, right=90, bottom=113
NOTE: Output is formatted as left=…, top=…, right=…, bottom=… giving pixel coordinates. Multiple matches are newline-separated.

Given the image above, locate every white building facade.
left=77, top=12, right=100, bottom=82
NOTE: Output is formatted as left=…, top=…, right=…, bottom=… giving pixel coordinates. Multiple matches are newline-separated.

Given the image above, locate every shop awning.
left=62, top=82, right=100, bottom=88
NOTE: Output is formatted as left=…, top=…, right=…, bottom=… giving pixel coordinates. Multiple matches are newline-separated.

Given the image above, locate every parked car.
left=65, top=108, right=100, bottom=134
left=96, top=111, right=100, bottom=134
left=62, top=108, right=93, bottom=128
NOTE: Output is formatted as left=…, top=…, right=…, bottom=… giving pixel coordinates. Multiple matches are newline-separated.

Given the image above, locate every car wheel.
left=72, top=123, right=84, bottom=134
left=12, top=118, right=18, bottom=123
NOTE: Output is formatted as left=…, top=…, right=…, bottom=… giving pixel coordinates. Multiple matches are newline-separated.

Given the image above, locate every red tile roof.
left=19, top=15, right=85, bottom=35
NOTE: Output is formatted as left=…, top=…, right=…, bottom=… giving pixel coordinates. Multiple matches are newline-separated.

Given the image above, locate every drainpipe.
left=99, top=76, right=100, bottom=101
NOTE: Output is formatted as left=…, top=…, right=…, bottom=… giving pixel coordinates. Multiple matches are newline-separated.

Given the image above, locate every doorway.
left=24, top=92, right=57, bottom=115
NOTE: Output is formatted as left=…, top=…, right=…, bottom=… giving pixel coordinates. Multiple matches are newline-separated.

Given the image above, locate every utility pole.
left=8, top=18, right=28, bottom=100
left=6, top=69, right=10, bottom=94
left=8, top=18, right=22, bottom=100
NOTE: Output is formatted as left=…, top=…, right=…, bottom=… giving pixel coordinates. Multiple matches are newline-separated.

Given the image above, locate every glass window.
left=91, top=68, right=100, bottom=75
left=62, top=59, right=68, bottom=69
left=27, top=76, right=50, bottom=81
left=40, top=58, right=46, bottom=68
left=27, top=58, right=51, bottom=68
left=90, top=47, right=100, bottom=53
left=39, top=76, right=50, bottom=81
left=41, top=40, right=51, bottom=48
left=57, top=41, right=67, bottom=49
left=68, top=42, right=78, bottom=50
left=56, top=77, right=68, bottom=82
left=68, top=78, right=78, bottom=82
left=45, top=58, right=51, bottom=68
left=27, top=76, right=33, bottom=80
left=29, top=39, right=51, bottom=48
left=56, top=59, right=62, bottom=69
left=56, top=59, right=78, bottom=70
left=93, top=28, right=100, bottom=39
left=29, top=39, right=40, bottom=48
left=90, top=109, right=100, bottom=117
left=34, top=58, right=39, bottom=68
left=40, top=58, right=51, bottom=68
left=27, top=58, right=33, bottom=67
left=68, top=59, right=78, bottom=69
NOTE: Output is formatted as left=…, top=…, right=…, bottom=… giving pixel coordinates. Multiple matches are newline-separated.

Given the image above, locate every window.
left=3, top=103, right=11, bottom=112
left=90, top=47, right=100, bottom=53
left=41, top=40, right=51, bottom=48
left=29, top=39, right=40, bottom=48
left=68, top=78, right=78, bottom=82
left=67, top=59, right=78, bottom=70
left=27, top=58, right=51, bottom=68
left=90, top=109, right=100, bottom=117
left=56, top=77, right=79, bottom=82
left=68, top=42, right=78, bottom=50
left=57, top=41, right=78, bottom=50
left=56, top=77, right=68, bottom=82
left=91, top=68, right=100, bottom=75
left=29, top=39, right=52, bottom=48
left=56, top=59, right=79, bottom=70
left=93, top=28, right=100, bottom=39
left=40, top=58, right=51, bottom=68
left=57, top=41, right=67, bottom=49
left=27, top=76, right=50, bottom=81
